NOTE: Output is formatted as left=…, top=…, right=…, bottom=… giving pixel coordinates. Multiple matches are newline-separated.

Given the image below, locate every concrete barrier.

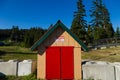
left=1, top=59, right=120, bottom=80
left=113, top=62, right=120, bottom=80
left=0, top=60, right=18, bottom=76
left=82, top=64, right=115, bottom=80
left=0, top=60, right=34, bottom=76
left=95, top=61, right=109, bottom=65
left=18, top=60, right=32, bottom=76
left=100, top=46, right=107, bottom=49
left=85, top=61, right=96, bottom=65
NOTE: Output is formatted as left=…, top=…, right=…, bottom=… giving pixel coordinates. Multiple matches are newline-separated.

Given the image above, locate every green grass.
left=0, top=46, right=33, bottom=53
left=0, top=74, right=38, bottom=80
left=0, top=46, right=37, bottom=60
left=82, top=47, right=120, bottom=62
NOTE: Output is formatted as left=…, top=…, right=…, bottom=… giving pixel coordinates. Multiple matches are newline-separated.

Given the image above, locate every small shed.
left=31, top=20, right=88, bottom=80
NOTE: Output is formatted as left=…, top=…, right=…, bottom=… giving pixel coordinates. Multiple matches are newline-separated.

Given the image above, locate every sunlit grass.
left=0, top=46, right=37, bottom=60
left=82, top=47, right=120, bottom=62
left=0, top=46, right=35, bottom=53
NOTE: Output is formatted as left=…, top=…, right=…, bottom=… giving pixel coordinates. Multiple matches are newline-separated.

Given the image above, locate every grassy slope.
left=82, top=47, right=120, bottom=62
left=0, top=46, right=120, bottom=62
left=0, top=46, right=37, bottom=60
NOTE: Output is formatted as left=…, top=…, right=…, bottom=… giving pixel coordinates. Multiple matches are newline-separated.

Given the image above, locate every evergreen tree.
left=114, top=27, right=120, bottom=37
left=19, top=29, right=26, bottom=42
left=24, top=27, right=46, bottom=48
left=10, top=26, right=20, bottom=42
left=24, top=30, right=32, bottom=48
left=90, top=0, right=114, bottom=40
left=86, top=25, right=93, bottom=44
left=90, top=0, right=104, bottom=40
left=102, top=5, right=114, bottom=38
left=90, top=0, right=103, bottom=27
left=71, top=0, right=87, bottom=42
left=0, top=29, right=11, bottom=40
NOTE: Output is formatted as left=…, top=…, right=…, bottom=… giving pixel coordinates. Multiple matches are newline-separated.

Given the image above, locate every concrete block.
left=0, top=61, right=18, bottom=76
left=82, top=64, right=115, bottom=80
left=114, top=65, right=120, bottom=80
left=85, top=61, right=109, bottom=65
left=96, top=61, right=108, bottom=65
left=113, top=62, right=120, bottom=80
left=110, top=46, right=116, bottom=48
left=85, top=61, right=96, bottom=65
left=18, top=60, right=32, bottom=76
left=82, top=60, right=91, bottom=65
left=93, top=47, right=98, bottom=50
left=100, top=46, right=107, bottom=49
left=116, top=45, right=120, bottom=48
left=8, top=59, right=18, bottom=62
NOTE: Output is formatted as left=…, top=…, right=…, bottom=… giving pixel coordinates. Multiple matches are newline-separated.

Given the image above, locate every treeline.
left=0, top=26, right=46, bottom=48
left=0, top=29, right=11, bottom=40
left=71, top=0, right=120, bottom=45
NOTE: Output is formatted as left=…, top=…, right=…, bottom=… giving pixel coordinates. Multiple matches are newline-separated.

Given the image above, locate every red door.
left=61, top=47, right=74, bottom=79
left=46, top=47, right=61, bottom=79
left=46, top=47, right=74, bottom=80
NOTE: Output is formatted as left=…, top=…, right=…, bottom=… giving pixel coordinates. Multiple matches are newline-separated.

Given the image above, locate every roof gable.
left=31, top=20, right=88, bottom=51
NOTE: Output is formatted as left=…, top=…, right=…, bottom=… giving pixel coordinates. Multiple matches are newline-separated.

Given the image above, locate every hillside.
left=0, top=46, right=37, bottom=61
left=82, top=47, right=120, bottom=62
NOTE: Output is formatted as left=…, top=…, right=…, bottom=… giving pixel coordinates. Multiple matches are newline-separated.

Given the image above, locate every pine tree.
left=114, top=27, right=120, bottom=37
left=86, top=25, right=93, bottom=44
left=10, top=26, right=20, bottom=42
left=24, top=27, right=46, bottom=48
left=90, top=0, right=103, bottom=40
left=90, top=0, right=102, bottom=27
left=90, top=0, right=114, bottom=40
left=71, top=0, right=87, bottom=42
left=102, top=5, right=114, bottom=38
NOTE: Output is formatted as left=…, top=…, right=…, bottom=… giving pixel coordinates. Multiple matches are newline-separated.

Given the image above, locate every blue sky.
left=0, top=0, right=120, bottom=31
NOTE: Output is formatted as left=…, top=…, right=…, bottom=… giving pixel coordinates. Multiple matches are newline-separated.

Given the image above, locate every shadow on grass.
left=0, top=51, right=6, bottom=56
left=0, top=72, right=8, bottom=80
left=0, top=51, right=36, bottom=55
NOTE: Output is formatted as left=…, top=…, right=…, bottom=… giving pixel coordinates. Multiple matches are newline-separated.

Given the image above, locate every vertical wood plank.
left=37, top=53, right=46, bottom=79
left=74, top=48, right=82, bottom=80
left=62, top=31, right=69, bottom=46
left=68, top=33, right=75, bottom=46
